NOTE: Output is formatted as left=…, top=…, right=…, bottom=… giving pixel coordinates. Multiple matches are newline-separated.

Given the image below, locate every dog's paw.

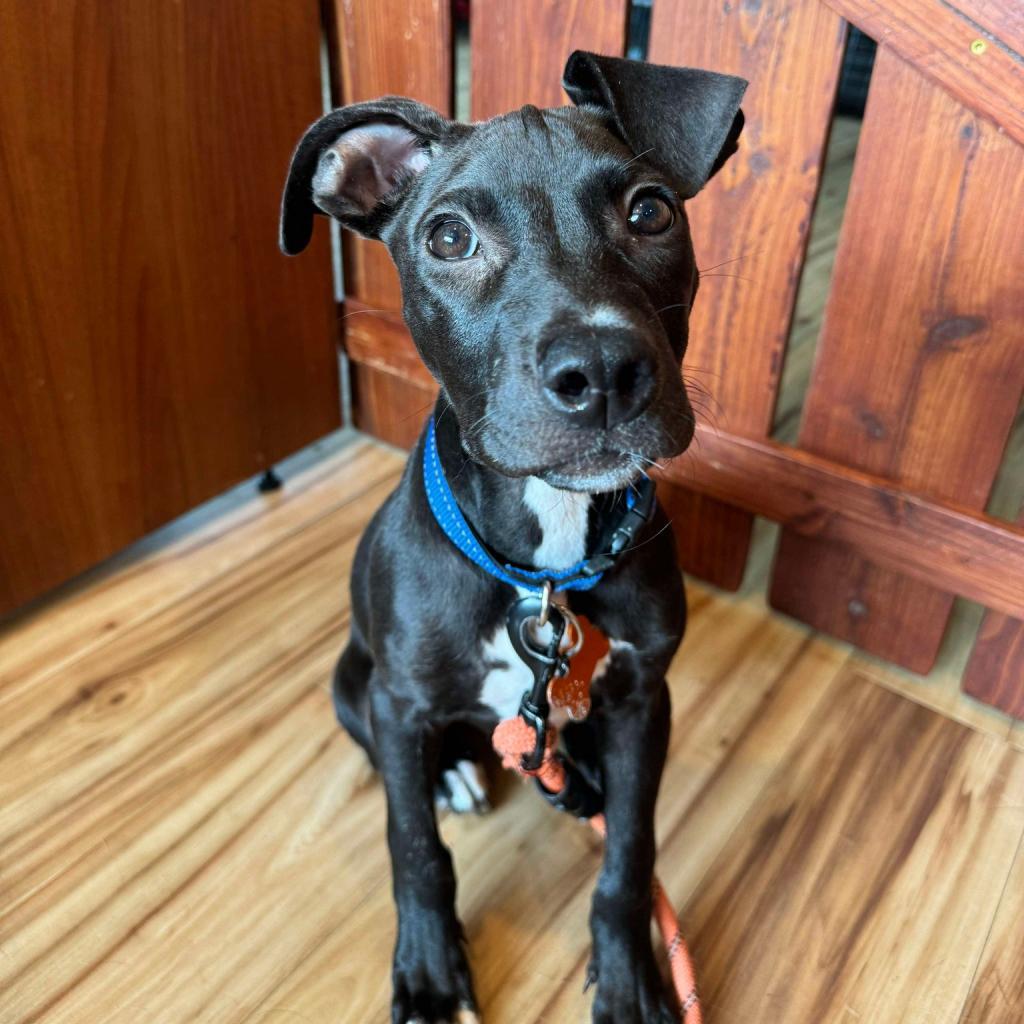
left=435, top=759, right=490, bottom=815
left=590, top=979, right=677, bottom=1024
left=587, top=949, right=677, bottom=1024
left=392, top=913, right=479, bottom=1024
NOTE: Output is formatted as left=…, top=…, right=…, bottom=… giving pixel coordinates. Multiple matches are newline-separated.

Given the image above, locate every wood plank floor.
left=2, top=433, right=1023, bottom=1024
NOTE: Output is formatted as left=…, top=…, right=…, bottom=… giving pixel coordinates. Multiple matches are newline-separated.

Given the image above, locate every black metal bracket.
left=258, top=468, right=283, bottom=493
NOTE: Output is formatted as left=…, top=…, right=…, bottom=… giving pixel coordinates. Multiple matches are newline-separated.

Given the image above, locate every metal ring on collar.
left=538, top=579, right=553, bottom=626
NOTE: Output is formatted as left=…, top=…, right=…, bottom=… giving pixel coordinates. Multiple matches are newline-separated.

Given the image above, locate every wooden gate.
left=326, top=0, right=1024, bottom=714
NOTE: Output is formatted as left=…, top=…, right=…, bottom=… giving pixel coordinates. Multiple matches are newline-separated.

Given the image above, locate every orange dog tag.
left=548, top=615, right=610, bottom=721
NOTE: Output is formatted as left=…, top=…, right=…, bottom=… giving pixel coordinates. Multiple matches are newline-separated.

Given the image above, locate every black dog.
left=280, top=51, right=746, bottom=1024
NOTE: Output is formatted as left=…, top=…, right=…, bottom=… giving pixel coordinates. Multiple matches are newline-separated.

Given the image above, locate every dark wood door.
left=0, top=1, right=339, bottom=614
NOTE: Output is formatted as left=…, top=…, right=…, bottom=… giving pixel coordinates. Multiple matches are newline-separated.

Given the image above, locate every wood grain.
left=0, top=478, right=402, bottom=1022
left=350, top=361, right=438, bottom=450
left=1, top=436, right=1022, bottom=1023
left=771, top=48, right=1024, bottom=673
left=332, top=0, right=452, bottom=310
left=343, top=301, right=435, bottom=389
left=0, top=438, right=400, bottom=705
left=962, top=503, right=1024, bottom=718
left=846, top=648, right=1015, bottom=747
left=964, top=616, right=1024, bottom=718
left=342, top=302, right=438, bottom=447
left=656, top=424, right=1024, bottom=621
left=773, top=116, right=862, bottom=445
left=647, top=0, right=848, bottom=590
left=960, top=827, right=1024, bottom=1022
left=682, top=670, right=1024, bottom=1022
left=821, top=0, right=1024, bottom=149
left=956, top=0, right=1024, bottom=53
left=330, top=0, right=451, bottom=439
left=470, top=0, right=629, bottom=121
left=0, top=0, right=339, bottom=615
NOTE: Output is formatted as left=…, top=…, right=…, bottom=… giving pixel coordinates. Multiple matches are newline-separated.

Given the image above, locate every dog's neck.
left=432, top=405, right=593, bottom=572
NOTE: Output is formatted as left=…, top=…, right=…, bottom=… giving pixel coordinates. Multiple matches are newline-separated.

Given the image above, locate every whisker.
left=698, top=272, right=754, bottom=283
left=685, top=390, right=725, bottom=422
left=434, top=394, right=465, bottom=429
left=682, top=377, right=716, bottom=400
left=404, top=397, right=440, bottom=425
left=646, top=302, right=691, bottom=323
left=681, top=364, right=724, bottom=380
left=625, top=451, right=670, bottom=475
left=697, top=248, right=764, bottom=274
left=683, top=390, right=723, bottom=424
left=619, top=516, right=674, bottom=556
left=681, top=370, right=725, bottom=422
left=339, top=307, right=399, bottom=320
left=623, top=147, right=656, bottom=168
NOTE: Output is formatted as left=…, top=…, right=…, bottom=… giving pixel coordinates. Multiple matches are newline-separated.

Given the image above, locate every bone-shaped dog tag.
left=548, top=615, right=609, bottom=721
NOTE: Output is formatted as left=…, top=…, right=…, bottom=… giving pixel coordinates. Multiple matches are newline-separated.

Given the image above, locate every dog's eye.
left=427, top=220, right=479, bottom=260
left=627, top=195, right=674, bottom=235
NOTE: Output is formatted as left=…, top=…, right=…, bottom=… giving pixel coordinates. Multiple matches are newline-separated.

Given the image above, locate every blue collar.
left=422, top=416, right=655, bottom=594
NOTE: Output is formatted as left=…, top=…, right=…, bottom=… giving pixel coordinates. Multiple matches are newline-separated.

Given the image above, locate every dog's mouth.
left=531, top=430, right=693, bottom=491
left=462, top=427, right=642, bottom=491
left=532, top=445, right=642, bottom=491
left=461, top=409, right=696, bottom=492
left=457, top=376, right=696, bottom=492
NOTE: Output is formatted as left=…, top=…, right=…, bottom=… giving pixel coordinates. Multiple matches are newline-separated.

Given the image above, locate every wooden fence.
left=326, top=0, right=1024, bottom=715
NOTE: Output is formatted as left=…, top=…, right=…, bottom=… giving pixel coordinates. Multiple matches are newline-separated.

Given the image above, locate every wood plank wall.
left=330, top=0, right=450, bottom=447
left=964, top=505, right=1024, bottom=718
left=820, top=0, right=1024, bottom=149
left=649, top=0, right=848, bottom=588
left=770, top=48, right=1024, bottom=674
left=470, top=0, right=629, bottom=118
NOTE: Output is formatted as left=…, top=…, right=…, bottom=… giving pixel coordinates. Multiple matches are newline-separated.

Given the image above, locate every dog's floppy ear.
left=563, top=51, right=747, bottom=199
left=280, top=97, right=455, bottom=255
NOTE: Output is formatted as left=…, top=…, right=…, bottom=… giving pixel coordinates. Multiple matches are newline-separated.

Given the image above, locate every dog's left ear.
left=280, top=97, right=458, bottom=255
left=563, top=51, right=748, bottom=199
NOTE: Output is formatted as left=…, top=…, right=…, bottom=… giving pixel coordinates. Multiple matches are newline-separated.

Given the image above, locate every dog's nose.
left=539, top=331, right=656, bottom=429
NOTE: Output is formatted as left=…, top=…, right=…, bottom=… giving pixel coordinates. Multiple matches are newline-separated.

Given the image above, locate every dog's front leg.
left=589, top=678, right=675, bottom=1024
left=370, top=687, right=478, bottom=1024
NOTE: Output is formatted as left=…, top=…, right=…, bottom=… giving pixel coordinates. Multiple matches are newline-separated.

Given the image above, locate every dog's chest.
left=477, top=479, right=590, bottom=720
left=478, top=626, right=537, bottom=720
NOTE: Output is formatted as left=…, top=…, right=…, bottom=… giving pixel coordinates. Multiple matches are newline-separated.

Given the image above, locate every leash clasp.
left=517, top=693, right=550, bottom=772
left=506, top=590, right=570, bottom=771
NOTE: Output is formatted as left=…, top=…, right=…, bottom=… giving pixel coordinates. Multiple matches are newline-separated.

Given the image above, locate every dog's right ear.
left=563, top=52, right=747, bottom=199
left=280, top=98, right=455, bottom=255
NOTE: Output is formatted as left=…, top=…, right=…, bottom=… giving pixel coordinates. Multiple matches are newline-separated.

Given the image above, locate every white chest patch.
left=522, top=477, right=591, bottom=569
left=479, top=621, right=534, bottom=720
left=479, top=479, right=593, bottom=719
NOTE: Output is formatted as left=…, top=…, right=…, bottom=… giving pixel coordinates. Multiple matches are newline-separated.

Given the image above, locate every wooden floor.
left=2, top=433, right=1023, bottom=1024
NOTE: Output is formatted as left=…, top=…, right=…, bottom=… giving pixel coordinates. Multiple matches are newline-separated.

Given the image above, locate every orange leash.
left=492, top=717, right=702, bottom=1024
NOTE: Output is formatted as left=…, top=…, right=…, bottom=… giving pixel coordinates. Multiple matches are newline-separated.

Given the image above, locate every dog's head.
left=281, top=52, right=746, bottom=491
